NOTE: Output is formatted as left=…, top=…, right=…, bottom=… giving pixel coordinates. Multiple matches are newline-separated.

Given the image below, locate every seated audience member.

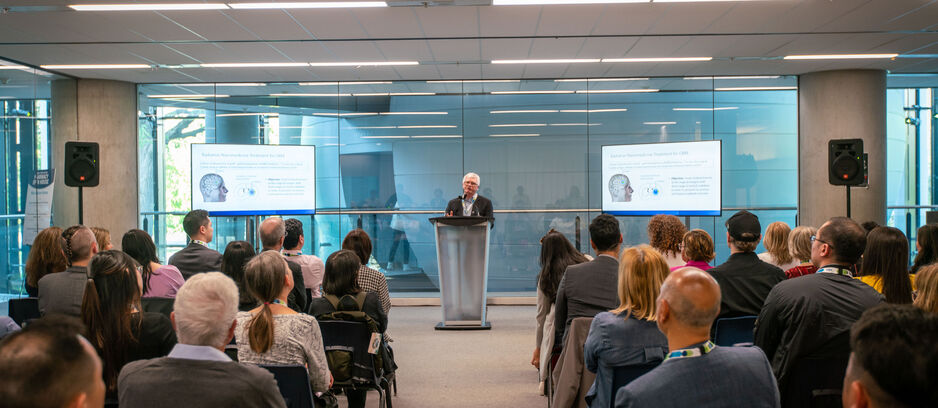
left=0, top=315, right=105, bottom=408
left=674, top=229, right=715, bottom=271
left=91, top=227, right=113, bottom=251
left=910, top=224, right=938, bottom=274
left=309, top=250, right=390, bottom=408
left=168, top=209, right=223, bottom=279
left=647, top=214, right=687, bottom=269
left=857, top=226, right=915, bottom=304
left=784, top=226, right=818, bottom=279
left=860, top=220, right=879, bottom=235
left=532, top=230, right=590, bottom=392
left=122, top=229, right=184, bottom=299
left=615, top=268, right=780, bottom=408
left=82, top=250, right=177, bottom=399
left=0, top=316, right=20, bottom=339
left=118, top=273, right=286, bottom=408
left=585, top=245, right=669, bottom=408
left=555, top=214, right=622, bottom=346
left=708, top=211, right=785, bottom=318
left=221, top=240, right=259, bottom=311
left=914, top=264, right=938, bottom=314
left=758, top=222, right=799, bottom=272
left=38, top=225, right=98, bottom=316
left=235, top=251, right=331, bottom=394
left=24, top=226, right=67, bottom=297
left=842, top=304, right=938, bottom=408
left=342, top=229, right=391, bottom=314
left=259, top=217, right=307, bottom=313
left=754, top=217, right=882, bottom=401
left=283, top=218, right=325, bottom=299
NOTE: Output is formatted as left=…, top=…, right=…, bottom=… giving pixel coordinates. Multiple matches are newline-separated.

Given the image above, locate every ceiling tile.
left=413, top=8, right=479, bottom=38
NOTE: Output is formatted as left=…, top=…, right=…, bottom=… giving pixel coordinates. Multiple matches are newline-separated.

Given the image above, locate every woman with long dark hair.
left=858, top=226, right=915, bottom=304
left=221, top=240, right=258, bottom=311
left=911, top=224, right=938, bottom=274
left=81, top=250, right=176, bottom=399
left=532, top=229, right=589, bottom=392
left=121, top=229, right=184, bottom=298
left=24, top=226, right=67, bottom=296
left=235, top=251, right=331, bottom=393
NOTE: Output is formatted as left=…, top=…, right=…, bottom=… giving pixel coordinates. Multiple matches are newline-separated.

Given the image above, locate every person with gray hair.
left=259, top=216, right=307, bottom=312
left=614, top=267, right=780, bottom=408
left=118, top=272, right=286, bottom=408
left=38, top=225, right=99, bottom=317
left=445, top=172, right=494, bottom=222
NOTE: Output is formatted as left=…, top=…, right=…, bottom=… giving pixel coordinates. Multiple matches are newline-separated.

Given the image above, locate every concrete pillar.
left=799, top=70, right=887, bottom=228
left=52, top=79, right=138, bottom=249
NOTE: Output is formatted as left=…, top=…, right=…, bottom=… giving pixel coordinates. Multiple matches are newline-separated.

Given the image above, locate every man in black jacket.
left=445, top=172, right=494, bottom=221
left=708, top=210, right=785, bottom=319
left=259, top=217, right=307, bottom=313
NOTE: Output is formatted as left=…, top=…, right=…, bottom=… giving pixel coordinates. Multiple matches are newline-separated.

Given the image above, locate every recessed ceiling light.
left=379, top=111, right=448, bottom=115
left=490, top=90, right=576, bottom=95
left=490, top=109, right=559, bottom=114
left=69, top=3, right=229, bottom=11
left=200, top=62, right=307, bottom=68
left=559, top=108, right=628, bottom=113
left=0, top=65, right=29, bottom=70
left=308, top=61, right=418, bottom=67
left=269, top=93, right=352, bottom=97
left=549, top=123, right=601, bottom=126
left=228, top=2, right=387, bottom=9
left=488, top=124, right=546, bottom=127
left=575, top=89, right=659, bottom=93
left=672, top=107, right=739, bottom=111
left=147, top=94, right=228, bottom=98
left=41, top=64, right=151, bottom=69
left=555, top=78, right=650, bottom=82
left=783, top=53, right=898, bottom=60
left=644, top=121, right=677, bottom=125
left=493, top=0, right=644, bottom=5
left=601, top=57, right=712, bottom=63
left=398, top=125, right=457, bottom=129
left=411, top=135, right=463, bottom=139
left=427, top=80, right=521, bottom=84
left=714, top=86, right=797, bottom=91
left=492, top=59, right=601, bottom=64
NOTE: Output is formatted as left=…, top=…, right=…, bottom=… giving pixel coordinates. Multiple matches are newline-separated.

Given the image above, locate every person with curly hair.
left=647, top=214, right=687, bottom=269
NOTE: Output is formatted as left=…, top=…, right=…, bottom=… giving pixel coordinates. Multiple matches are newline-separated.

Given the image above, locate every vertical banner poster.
left=24, top=169, right=55, bottom=244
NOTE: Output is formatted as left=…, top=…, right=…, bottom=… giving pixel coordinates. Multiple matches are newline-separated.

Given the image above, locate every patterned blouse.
left=357, top=265, right=391, bottom=314
left=235, top=312, right=331, bottom=392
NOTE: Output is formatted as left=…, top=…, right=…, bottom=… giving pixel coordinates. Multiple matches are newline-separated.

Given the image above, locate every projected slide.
left=602, top=141, right=721, bottom=216
left=191, top=144, right=316, bottom=216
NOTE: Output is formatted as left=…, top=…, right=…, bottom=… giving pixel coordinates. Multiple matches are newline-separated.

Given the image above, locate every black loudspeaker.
left=64, top=141, right=99, bottom=187
left=828, top=139, right=864, bottom=186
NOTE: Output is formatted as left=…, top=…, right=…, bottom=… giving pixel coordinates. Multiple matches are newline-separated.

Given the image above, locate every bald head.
left=659, top=267, right=721, bottom=329
left=63, top=225, right=97, bottom=264
left=259, top=217, right=285, bottom=250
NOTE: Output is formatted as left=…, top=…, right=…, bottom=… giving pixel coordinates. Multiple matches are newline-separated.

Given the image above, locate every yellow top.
left=856, top=274, right=917, bottom=293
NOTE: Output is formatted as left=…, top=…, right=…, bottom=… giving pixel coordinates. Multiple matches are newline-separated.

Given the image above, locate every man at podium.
left=445, top=172, right=494, bottom=220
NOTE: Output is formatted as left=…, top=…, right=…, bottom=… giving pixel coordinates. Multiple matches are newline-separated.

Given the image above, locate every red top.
left=785, top=263, right=818, bottom=279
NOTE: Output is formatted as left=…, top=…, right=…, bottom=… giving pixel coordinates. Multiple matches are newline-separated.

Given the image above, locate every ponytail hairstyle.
left=243, top=251, right=289, bottom=353
left=121, top=229, right=160, bottom=296
left=80, top=250, right=142, bottom=394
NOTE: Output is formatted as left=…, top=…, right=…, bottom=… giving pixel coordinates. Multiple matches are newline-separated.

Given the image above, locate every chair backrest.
left=611, top=361, right=660, bottom=395
left=713, top=315, right=757, bottom=347
left=259, top=364, right=316, bottom=408
left=318, top=320, right=380, bottom=385
left=8, top=297, right=40, bottom=326
left=141, top=297, right=175, bottom=320
left=782, top=355, right=849, bottom=408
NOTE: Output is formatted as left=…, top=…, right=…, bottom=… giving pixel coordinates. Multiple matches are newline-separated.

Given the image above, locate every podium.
left=430, top=216, right=493, bottom=330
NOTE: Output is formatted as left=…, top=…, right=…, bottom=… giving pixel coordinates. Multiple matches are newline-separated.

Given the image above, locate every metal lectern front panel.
left=432, top=217, right=491, bottom=329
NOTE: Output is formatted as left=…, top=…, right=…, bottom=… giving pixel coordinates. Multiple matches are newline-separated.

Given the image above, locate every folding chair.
left=713, top=315, right=757, bottom=347
left=259, top=364, right=316, bottom=408
left=607, top=362, right=660, bottom=408
left=782, top=355, right=849, bottom=408
left=8, top=297, right=40, bottom=326
left=141, top=297, right=175, bottom=320
left=318, top=320, right=392, bottom=408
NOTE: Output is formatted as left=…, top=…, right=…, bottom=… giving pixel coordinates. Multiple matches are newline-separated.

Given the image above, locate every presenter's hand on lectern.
left=446, top=210, right=453, bottom=216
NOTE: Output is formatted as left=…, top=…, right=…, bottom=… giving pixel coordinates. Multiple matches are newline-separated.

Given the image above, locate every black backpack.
left=317, top=293, right=383, bottom=382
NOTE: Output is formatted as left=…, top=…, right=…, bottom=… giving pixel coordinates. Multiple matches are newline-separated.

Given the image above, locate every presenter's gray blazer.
left=553, top=255, right=619, bottom=346
left=168, top=242, right=223, bottom=280
left=615, top=345, right=781, bottom=408
left=37, top=266, right=89, bottom=317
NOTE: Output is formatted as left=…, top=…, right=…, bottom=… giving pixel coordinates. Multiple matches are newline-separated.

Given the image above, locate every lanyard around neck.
left=665, top=340, right=715, bottom=361
left=192, top=240, right=208, bottom=247
left=817, top=265, right=853, bottom=277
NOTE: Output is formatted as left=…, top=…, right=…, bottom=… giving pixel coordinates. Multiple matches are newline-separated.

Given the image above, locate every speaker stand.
left=845, top=185, right=851, bottom=218
left=78, top=186, right=84, bottom=225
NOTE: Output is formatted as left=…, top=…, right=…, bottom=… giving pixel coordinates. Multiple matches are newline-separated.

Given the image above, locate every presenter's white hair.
left=173, top=272, right=239, bottom=347
left=463, top=172, right=481, bottom=185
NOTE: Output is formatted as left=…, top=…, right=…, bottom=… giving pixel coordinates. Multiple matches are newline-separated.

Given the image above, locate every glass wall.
left=885, top=83, right=938, bottom=255
left=138, top=76, right=798, bottom=296
left=0, top=59, right=61, bottom=299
